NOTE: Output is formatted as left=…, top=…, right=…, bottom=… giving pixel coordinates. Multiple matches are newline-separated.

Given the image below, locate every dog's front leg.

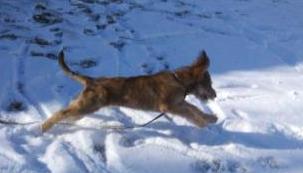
left=166, top=101, right=217, bottom=128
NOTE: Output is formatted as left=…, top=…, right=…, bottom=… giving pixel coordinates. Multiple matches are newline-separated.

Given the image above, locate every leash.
left=0, top=112, right=166, bottom=130
left=99, top=112, right=166, bottom=130
left=0, top=119, right=40, bottom=125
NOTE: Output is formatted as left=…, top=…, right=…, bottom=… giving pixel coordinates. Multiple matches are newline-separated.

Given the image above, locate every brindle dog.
left=41, top=50, right=218, bottom=132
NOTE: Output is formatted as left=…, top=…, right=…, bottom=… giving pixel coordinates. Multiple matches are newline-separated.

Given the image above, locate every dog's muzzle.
left=207, top=88, right=217, bottom=100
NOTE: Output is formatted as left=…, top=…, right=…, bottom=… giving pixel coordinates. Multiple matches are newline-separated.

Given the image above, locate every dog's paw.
left=194, top=117, right=209, bottom=128
left=194, top=114, right=218, bottom=128
left=205, top=114, right=218, bottom=124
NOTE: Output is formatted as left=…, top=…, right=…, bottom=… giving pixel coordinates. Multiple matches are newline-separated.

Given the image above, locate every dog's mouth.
left=200, top=91, right=217, bottom=100
left=200, top=95, right=215, bottom=101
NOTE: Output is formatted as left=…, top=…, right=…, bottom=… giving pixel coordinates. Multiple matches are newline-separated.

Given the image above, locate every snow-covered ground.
left=1, top=0, right=303, bottom=172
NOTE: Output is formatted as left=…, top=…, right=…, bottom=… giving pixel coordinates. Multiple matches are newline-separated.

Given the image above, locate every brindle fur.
left=41, top=50, right=218, bottom=132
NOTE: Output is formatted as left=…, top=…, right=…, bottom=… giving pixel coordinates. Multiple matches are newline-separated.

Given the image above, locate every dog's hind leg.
left=166, top=102, right=217, bottom=128
left=41, top=88, right=106, bottom=133
left=41, top=103, right=102, bottom=133
left=41, top=106, right=82, bottom=133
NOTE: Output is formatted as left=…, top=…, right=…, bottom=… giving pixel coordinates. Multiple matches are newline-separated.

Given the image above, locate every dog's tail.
left=58, top=50, right=92, bottom=85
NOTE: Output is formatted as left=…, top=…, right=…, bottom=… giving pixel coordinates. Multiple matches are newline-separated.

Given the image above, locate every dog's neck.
left=173, top=68, right=197, bottom=93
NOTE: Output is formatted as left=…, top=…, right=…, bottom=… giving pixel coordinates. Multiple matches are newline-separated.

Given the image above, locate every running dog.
left=41, top=50, right=218, bottom=132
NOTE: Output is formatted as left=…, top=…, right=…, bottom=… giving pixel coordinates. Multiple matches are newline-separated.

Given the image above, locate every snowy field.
left=1, top=0, right=303, bottom=172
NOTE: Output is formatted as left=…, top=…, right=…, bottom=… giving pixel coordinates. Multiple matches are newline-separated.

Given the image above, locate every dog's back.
left=94, top=72, right=185, bottom=111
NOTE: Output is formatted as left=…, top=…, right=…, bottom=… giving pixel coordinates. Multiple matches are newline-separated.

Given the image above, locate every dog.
left=41, top=50, right=218, bottom=132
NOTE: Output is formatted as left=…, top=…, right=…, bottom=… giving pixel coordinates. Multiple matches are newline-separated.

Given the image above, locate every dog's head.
left=189, top=51, right=216, bottom=100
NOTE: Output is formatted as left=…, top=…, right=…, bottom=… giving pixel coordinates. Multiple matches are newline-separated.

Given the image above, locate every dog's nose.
left=209, top=89, right=217, bottom=99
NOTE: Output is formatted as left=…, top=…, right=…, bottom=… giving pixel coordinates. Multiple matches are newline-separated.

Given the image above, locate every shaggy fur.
left=41, top=50, right=218, bottom=132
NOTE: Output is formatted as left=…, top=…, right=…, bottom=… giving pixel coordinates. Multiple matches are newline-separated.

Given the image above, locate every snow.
left=1, top=0, right=303, bottom=172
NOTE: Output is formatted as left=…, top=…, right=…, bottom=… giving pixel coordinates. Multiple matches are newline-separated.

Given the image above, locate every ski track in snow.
left=13, top=42, right=47, bottom=119
left=1, top=0, right=303, bottom=173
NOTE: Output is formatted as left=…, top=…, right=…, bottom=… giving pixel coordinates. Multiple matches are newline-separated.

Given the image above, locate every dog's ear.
left=191, top=50, right=210, bottom=76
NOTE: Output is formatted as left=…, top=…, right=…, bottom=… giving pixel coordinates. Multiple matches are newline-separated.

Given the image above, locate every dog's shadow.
left=46, top=110, right=303, bottom=150
left=123, top=121, right=303, bottom=150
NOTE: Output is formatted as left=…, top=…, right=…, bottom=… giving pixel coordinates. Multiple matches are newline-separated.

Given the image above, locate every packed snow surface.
left=1, top=0, right=303, bottom=172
